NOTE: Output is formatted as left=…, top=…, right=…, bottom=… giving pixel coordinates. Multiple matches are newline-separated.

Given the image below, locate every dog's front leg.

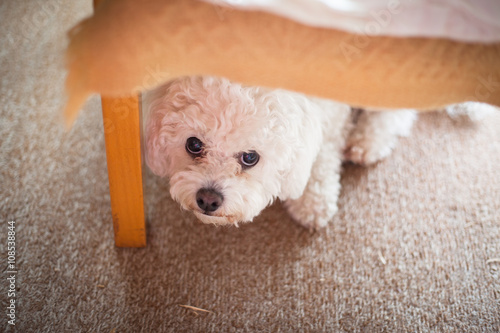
left=284, top=141, right=343, bottom=230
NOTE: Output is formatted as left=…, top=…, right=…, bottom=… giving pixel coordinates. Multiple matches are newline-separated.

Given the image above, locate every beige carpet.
left=1, top=1, right=499, bottom=332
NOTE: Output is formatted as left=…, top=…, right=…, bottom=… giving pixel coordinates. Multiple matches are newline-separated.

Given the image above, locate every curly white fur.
left=145, top=76, right=416, bottom=229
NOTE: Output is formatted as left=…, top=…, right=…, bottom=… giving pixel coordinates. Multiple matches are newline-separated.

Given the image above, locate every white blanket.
left=205, top=0, right=500, bottom=42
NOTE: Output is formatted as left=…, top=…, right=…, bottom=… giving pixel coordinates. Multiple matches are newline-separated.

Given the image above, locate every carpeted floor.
left=1, top=1, right=499, bottom=332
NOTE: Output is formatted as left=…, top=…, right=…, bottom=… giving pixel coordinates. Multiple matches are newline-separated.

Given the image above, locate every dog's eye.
left=186, top=137, right=204, bottom=155
left=239, top=151, right=260, bottom=168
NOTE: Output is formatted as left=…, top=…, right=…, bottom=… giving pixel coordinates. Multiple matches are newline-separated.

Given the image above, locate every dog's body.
left=145, top=76, right=416, bottom=229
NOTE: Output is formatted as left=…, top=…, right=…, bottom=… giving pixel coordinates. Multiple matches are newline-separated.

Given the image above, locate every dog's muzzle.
left=196, top=188, right=224, bottom=214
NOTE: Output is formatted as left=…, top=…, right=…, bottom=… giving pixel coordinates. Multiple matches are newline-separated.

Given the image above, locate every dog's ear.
left=143, top=78, right=192, bottom=177
left=272, top=97, right=324, bottom=201
left=277, top=131, right=321, bottom=200
left=144, top=94, right=173, bottom=178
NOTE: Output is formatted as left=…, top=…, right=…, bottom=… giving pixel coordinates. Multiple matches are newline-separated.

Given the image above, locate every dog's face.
left=145, top=77, right=322, bottom=225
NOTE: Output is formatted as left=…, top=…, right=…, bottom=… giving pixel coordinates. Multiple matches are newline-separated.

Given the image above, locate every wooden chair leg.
left=101, top=95, right=146, bottom=247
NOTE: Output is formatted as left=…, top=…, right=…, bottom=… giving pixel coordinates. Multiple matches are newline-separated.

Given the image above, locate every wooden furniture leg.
left=101, top=95, right=146, bottom=247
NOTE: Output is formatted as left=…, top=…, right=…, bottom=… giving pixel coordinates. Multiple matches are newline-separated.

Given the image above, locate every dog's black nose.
left=196, top=188, right=223, bottom=213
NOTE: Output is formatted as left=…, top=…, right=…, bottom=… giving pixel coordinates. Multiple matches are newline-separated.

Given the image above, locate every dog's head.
left=145, top=76, right=322, bottom=225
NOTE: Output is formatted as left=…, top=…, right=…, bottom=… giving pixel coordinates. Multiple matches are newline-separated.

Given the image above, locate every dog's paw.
left=285, top=197, right=338, bottom=230
left=445, top=102, right=497, bottom=122
left=344, top=137, right=396, bottom=166
left=344, top=109, right=416, bottom=166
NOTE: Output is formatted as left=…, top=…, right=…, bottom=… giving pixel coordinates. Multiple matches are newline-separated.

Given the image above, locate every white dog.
left=145, top=76, right=416, bottom=229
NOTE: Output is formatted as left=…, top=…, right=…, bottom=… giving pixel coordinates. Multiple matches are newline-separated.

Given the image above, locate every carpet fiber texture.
left=1, top=1, right=499, bottom=332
